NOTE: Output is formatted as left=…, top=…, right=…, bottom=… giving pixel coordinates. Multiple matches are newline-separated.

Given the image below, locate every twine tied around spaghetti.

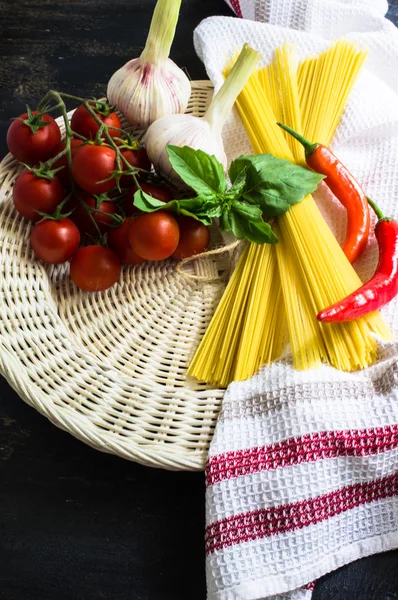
left=175, top=239, right=244, bottom=282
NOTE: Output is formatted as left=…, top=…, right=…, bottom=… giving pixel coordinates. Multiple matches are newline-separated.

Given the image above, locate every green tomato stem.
left=45, top=147, right=67, bottom=168
left=37, top=89, right=146, bottom=193
left=40, top=91, right=76, bottom=189
left=75, top=191, right=102, bottom=238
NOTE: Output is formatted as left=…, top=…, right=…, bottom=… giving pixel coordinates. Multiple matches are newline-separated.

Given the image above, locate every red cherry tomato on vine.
left=13, top=170, right=64, bottom=222
left=172, top=216, right=210, bottom=260
left=70, top=246, right=121, bottom=292
left=72, top=144, right=116, bottom=194
left=125, top=182, right=174, bottom=216
left=7, top=111, right=61, bottom=165
left=70, top=103, right=122, bottom=141
left=67, top=192, right=117, bottom=238
left=107, top=218, right=145, bottom=265
left=31, top=218, right=80, bottom=264
left=119, top=147, right=151, bottom=187
left=51, top=138, right=84, bottom=187
left=128, top=211, right=179, bottom=261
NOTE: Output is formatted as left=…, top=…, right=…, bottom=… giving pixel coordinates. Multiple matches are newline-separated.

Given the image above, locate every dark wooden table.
left=1, top=1, right=398, bottom=599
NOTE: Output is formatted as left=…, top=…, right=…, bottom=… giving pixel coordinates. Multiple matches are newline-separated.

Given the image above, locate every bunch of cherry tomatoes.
left=6, top=100, right=210, bottom=292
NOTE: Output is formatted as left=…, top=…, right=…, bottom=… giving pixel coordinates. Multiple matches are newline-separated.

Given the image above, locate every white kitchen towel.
left=193, top=1, right=398, bottom=598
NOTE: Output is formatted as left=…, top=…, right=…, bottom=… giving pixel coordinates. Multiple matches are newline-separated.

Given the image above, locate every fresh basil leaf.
left=167, top=145, right=227, bottom=197
left=246, top=220, right=278, bottom=244
left=243, top=184, right=291, bottom=216
left=133, top=189, right=176, bottom=212
left=228, top=167, right=247, bottom=199
left=178, top=196, right=208, bottom=213
left=219, top=210, right=233, bottom=233
left=179, top=209, right=213, bottom=226
left=229, top=155, right=253, bottom=184
left=198, top=202, right=224, bottom=219
left=134, top=190, right=211, bottom=221
left=134, top=188, right=217, bottom=226
left=231, top=200, right=263, bottom=222
left=179, top=197, right=225, bottom=220
left=229, top=154, right=324, bottom=216
left=230, top=212, right=278, bottom=244
left=230, top=212, right=246, bottom=239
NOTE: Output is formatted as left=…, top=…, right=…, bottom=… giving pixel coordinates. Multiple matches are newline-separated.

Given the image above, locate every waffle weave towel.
left=193, top=1, right=398, bottom=598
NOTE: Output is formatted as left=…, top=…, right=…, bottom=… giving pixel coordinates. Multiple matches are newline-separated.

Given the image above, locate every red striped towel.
left=204, top=358, right=398, bottom=599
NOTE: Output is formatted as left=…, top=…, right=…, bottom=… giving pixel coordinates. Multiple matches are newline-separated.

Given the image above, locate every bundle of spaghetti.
left=188, top=40, right=391, bottom=387
left=189, top=242, right=285, bottom=387
left=298, top=40, right=368, bottom=145
left=233, top=242, right=286, bottom=382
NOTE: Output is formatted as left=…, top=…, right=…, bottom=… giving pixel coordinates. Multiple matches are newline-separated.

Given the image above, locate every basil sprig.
left=133, top=145, right=324, bottom=244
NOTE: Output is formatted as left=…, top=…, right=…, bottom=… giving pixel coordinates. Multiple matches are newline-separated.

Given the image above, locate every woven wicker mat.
left=0, top=81, right=227, bottom=472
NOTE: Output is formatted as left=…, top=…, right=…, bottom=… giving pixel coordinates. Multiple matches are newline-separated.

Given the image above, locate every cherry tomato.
left=107, top=218, right=145, bottom=265
left=172, top=216, right=210, bottom=260
left=67, top=192, right=116, bottom=238
left=72, top=144, right=116, bottom=194
left=51, top=138, right=84, bottom=187
left=70, top=246, right=121, bottom=292
left=125, top=182, right=174, bottom=216
left=7, top=111, right=61, bottom=166
left=13, top=170, right=64, bottom=222
left=71, top=103, right=122, bottom=141
left=119, top=147, right=151, bottom=187
left=31, top=218, right=80, bottom=264
left=129, top=211, right=179, bottom=261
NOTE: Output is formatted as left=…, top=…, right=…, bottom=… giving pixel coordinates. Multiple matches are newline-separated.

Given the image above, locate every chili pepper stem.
left=366, top=196, right=385, bottom=221
left=277, top=122, right=319, bottom=157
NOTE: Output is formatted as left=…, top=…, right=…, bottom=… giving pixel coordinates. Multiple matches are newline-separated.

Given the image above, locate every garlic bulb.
left=145, top=44, right=261, bottom=184
left=145, top=114, right=227, bottom=182
left=107, top=0, right=191, bottom=129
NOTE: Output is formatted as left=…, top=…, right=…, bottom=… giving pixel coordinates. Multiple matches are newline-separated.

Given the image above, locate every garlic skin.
left=108, top=58, right=191, bottom=129
left=144, top=44, right=261, bottom=184
left=145, top=114, right=227, bottom=183
left=107, top=0, right=191, bottom=129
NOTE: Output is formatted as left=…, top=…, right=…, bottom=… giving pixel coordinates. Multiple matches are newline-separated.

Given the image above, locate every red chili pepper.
left=317, top=198, right=398, bottom=322
left=277, top=123, right=370, bottom=264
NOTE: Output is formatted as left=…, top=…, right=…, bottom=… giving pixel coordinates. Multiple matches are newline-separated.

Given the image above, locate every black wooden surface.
left=1, top=1, right=398, bottom=599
